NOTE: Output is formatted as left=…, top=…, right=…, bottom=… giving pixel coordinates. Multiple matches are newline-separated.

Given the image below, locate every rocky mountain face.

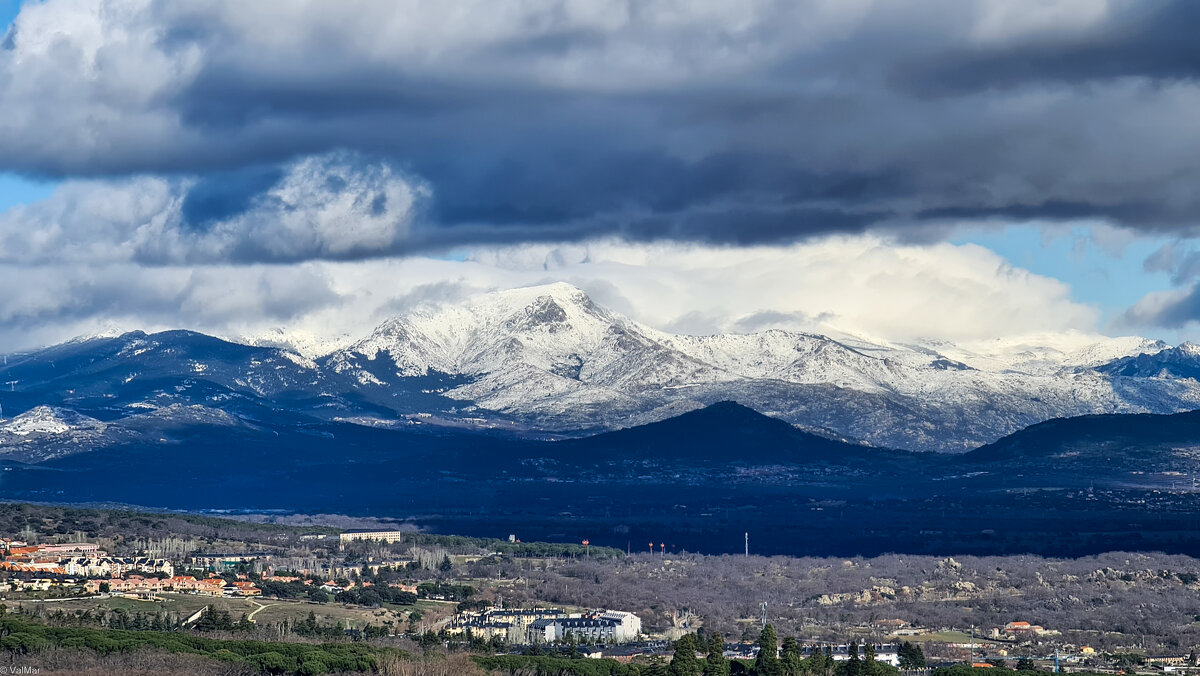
left=1, top=282, right=1200, bottom=454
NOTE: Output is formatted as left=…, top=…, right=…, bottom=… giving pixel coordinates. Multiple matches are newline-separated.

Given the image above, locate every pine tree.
left=754, top=624, right=782, bottom=676
left=841, top=641, right=861, bottom=676
left=807, top=645, right=829, bottom=676
left=899, top=642, right=927, bottom=669
left=670, top=634, right=701, bottom=675
left=646, top=655, right=671, bottom=676
left=863, top=643, right=878, bottom=676
left=781, top=637, right=803, bottom=676
left=706, top=632, right=731, bottom=676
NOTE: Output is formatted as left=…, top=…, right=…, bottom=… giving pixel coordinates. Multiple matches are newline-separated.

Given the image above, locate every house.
left=1, top=561, right=66, bottom=575
left=603, top=646, right=648, bottom=664
left=230, top=581, right=261, bottom=596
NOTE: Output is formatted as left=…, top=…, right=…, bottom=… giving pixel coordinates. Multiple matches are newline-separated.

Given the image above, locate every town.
left=0, top=506, right=1196, bottom=675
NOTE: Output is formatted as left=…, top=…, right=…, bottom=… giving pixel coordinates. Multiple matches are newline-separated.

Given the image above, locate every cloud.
left=468, top=238, right=1099, bottom=342
left=1119, top=285, right=1200, bottom=331
left=0, top=151, right=429, bottom=264
left=0, top=236, right=1100, bottom=353
left=2, top=0, right=1200, bottom=250
left=1122, top=240, right=1200, bottom=330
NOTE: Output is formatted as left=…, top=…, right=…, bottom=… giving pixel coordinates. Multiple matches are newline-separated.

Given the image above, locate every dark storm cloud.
left=916, top=200, right=1158, bottom=225
left=180, top=165, right=284, bottom=230
left=5, top=0, right=1200, bottom=257
left=894, top=1, right=1200, bottom=96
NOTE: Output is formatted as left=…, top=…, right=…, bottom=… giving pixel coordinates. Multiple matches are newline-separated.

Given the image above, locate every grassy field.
left=891, top=630, right=998, bottom=645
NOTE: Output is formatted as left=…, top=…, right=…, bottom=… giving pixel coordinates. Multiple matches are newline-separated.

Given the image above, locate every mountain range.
left=3, top=282, right=1200, bottom=455
left=1, top=397, right=1198, bottom=556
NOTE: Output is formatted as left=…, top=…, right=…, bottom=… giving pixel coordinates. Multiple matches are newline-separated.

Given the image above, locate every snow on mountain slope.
left=927, top=333, right=1168, bottom=375
left=1, top=406, right=105, bottom=436
left=315, top=283, right=1200, bottom=450
left=327, top=283, right=726, bottom=415
left=0, top=406, right=114, bottom=463
left=5, top=283, right=1196, bottom=452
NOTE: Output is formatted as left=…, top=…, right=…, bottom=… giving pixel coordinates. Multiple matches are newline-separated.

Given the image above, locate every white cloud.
left=465, top=238, right=1099, bottom=342
left=0, top=235, right=1101, bottom=353
left=0, top=152, right=428, bottom=264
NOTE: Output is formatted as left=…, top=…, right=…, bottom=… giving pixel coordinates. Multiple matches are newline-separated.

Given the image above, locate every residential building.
left=597, top=610, right=642, bottom=642
left=527, top=617, right=625, bottom=644
left=339, top=530, right=406, bottom=546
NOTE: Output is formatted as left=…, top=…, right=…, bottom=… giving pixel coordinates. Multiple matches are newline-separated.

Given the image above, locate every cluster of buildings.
left=79, top=575, right=261, bottom=598
left=447, top=607, right=642, bottom=645
left=0, top=540, right=173, bottom=579
left=988, top=620, right=1058, bottom=640
left=0, top=538, right=277, bottom=599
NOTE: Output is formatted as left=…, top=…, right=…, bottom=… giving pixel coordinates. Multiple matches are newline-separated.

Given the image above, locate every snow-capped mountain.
left=316, top=282, right=1200, bottom=450
left=3, top=282, right=1200, bottom=452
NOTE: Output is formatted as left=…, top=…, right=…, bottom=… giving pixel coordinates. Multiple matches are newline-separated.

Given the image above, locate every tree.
left=670, top=634, right=701, bottom=676
left=839, top=641, right=861, bottom=676
left=781, top=637, right=804, bottom=676
left=706, top=632, right=731, bottom=676
left=646, top=655, right=670, bottom=676
left=98, top=582, right=110, bottom=594
left=1015, top=657, right=1036, bottom=671
left=439, top=555, right=453, bottom=572
left=754, top=624, right=782, bottom=676
left=807, top=644, right=829, bottom=675
left=863, top=643, right=879, bottom=676
left=899, top=643, right=926, bottom=669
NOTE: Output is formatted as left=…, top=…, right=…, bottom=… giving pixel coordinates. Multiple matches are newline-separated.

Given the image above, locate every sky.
left=2, top=0, right=1200, bottom=352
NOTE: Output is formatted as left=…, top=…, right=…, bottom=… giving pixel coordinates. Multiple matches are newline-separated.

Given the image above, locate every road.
left=247, top=599, right=276, bottom=621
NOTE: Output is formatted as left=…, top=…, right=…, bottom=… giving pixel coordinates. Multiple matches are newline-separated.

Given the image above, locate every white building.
left=526, top=612, right=643, bottom=645
left=598, top=610, right=642, bottom=642
left=824, top=644, right=901, bottom=667
left=339, top=530, right=406, bottom=546
left=62, top=557, right=174, bottom=578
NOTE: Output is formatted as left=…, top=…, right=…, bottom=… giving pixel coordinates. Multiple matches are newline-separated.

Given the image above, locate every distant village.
left=0, top=524, right=1193, bottom=672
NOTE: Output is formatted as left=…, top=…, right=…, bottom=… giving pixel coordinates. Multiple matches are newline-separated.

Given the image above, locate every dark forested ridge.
left=2, top=401, right=1200, bottom=557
